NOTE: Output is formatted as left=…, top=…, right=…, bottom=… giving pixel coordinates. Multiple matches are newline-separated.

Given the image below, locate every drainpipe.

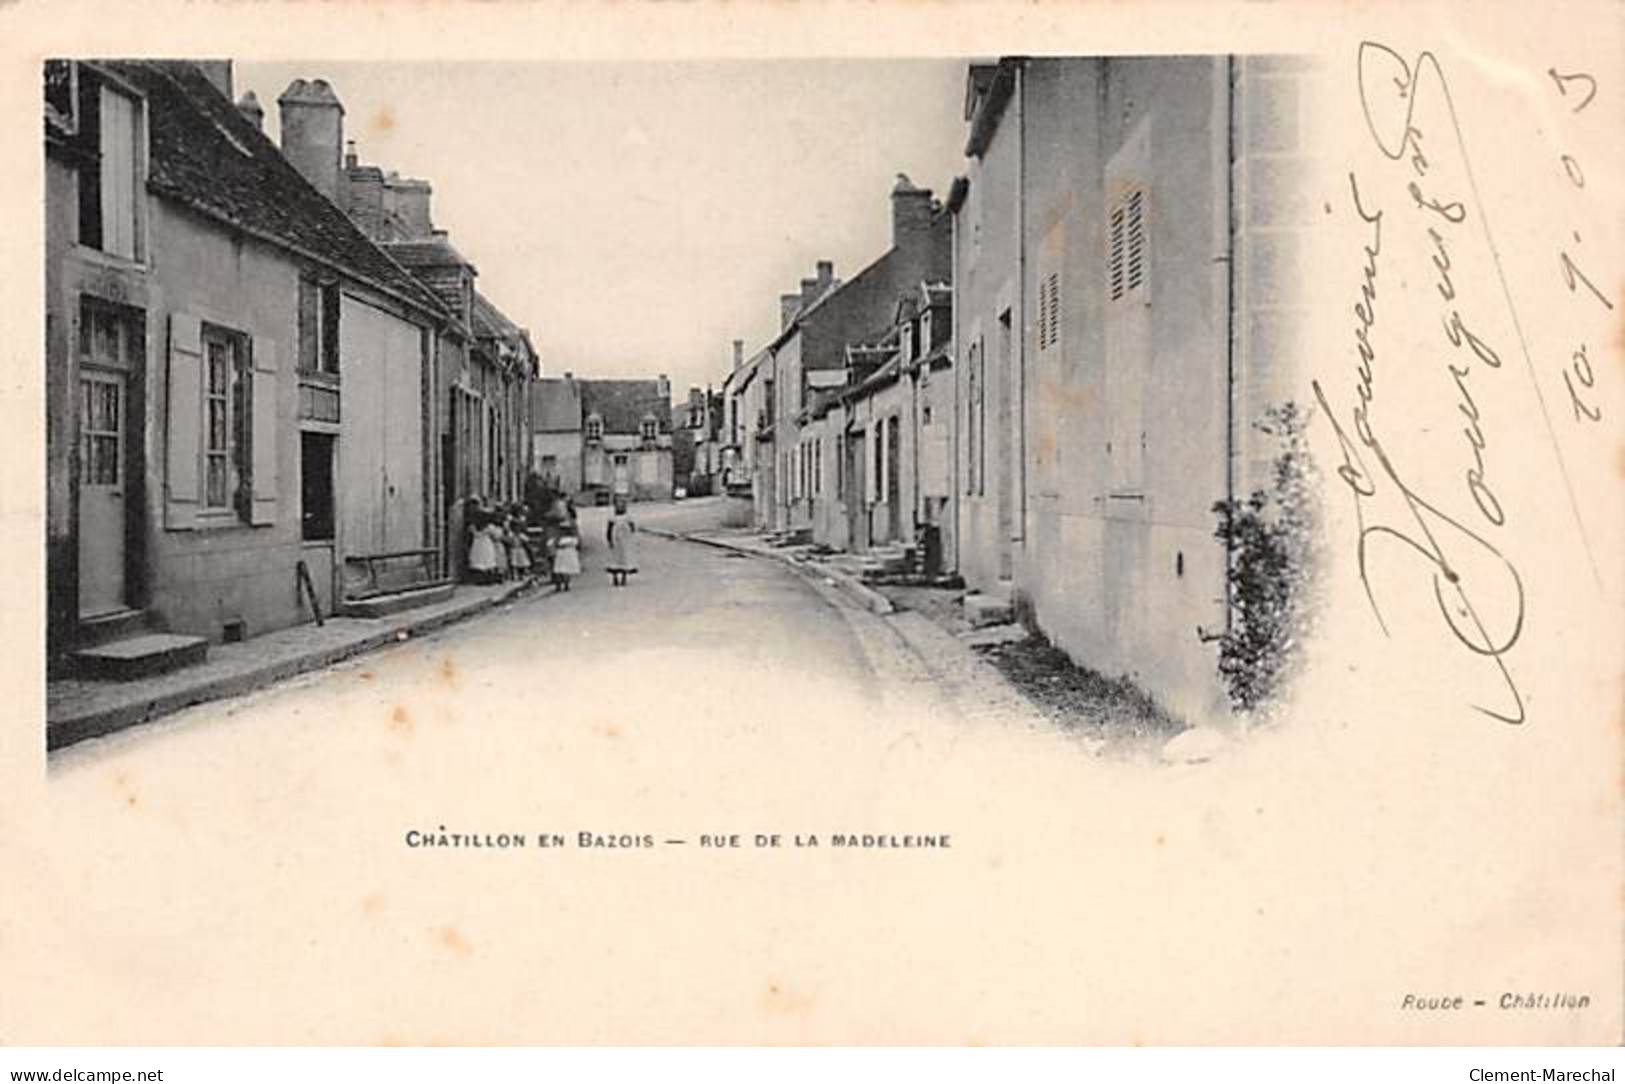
left=1014, top=60, right=1028, bottom=556
left=950, top=192, right=962, bottom=573
left=1218, top=55, right=1237, bottom=637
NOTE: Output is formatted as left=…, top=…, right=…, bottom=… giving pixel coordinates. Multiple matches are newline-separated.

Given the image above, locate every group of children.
left=465, top=497, right=581, bottom=591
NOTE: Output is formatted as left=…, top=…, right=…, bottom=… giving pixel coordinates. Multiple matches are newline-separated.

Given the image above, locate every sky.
left=236, top=60, right=972, bottom=397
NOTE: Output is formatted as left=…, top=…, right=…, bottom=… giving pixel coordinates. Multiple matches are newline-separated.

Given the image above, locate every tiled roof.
left=100, top=61, right=448, bottom=321
left=384, top=236, right=474, bottom=271
left=471, top=290, right=519, bottom=340
left=578, top=379, right=672, bottom=435
left=531, top=378, right=582, bottom=432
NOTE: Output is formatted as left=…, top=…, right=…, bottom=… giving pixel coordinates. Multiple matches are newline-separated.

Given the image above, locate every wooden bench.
left=341, top=548, right=445, bottom=601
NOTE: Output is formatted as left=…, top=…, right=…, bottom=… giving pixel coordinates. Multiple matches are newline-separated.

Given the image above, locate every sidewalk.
left=47, top=578, right=538, bottom=751
left=639, top=524, right=897, bottom=616
left=641, top=522, right=1054, bottom=733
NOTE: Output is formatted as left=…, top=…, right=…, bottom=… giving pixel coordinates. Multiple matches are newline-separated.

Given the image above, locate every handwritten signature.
left=1314, top=42, right=1533, bottom=725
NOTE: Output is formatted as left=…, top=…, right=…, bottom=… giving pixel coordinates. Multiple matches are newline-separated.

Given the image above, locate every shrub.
left=1211, top=401, right=1324, bottom=715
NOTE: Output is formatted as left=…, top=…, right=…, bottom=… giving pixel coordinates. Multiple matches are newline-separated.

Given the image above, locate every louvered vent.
left=1126, top=189, right=1146, bottom=294
left=1108, top=188, right=1147, bottom=302
left=1108, top=203, right=1126, bottom=301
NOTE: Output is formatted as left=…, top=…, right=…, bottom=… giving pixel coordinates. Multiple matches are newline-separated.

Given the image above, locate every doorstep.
left=46, top=579, right=534, bottom=752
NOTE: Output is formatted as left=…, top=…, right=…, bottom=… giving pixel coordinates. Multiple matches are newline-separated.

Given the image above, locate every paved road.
left=50, top=497, right=935, bottom=778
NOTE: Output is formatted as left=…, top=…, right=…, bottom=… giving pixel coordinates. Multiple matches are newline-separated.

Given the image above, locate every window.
left=202, top=327, right=250, bottom=517
left=300, top=431, right=335, bottom=541
left=77, top=77, right=144, bottom=260
left=298, top=278, right=341, bottom=375
left=640, top=416, right=658, bottom=443
left=80, top=378, right=121, bottom=486
left=79, top=297, right=142, bottom=370
left=585, top=415, right=604, bottom=442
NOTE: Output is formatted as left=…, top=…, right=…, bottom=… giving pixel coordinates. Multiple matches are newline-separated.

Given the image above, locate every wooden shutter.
left=1105, top=120, right=1151, bottom=498
left=99, top=86, right=137, bottom=260
left=250, top=337, right=280, bottom=525
left=165, top=313, right=203, bottom=528
left=297, top=277, right=318, bottom=372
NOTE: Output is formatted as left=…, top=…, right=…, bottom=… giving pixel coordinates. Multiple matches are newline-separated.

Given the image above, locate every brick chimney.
left=732, top=339, right=744, bottom=370
left=195, top=61, right=232, bottom=100
left=235, top=90, right=264, bottom=131
left=891, top=173, right=935, bottom=249
left=799, top=277, right=820, bottom=307
left=278, top=78, right=345, bottom=203
left=816, top=260, right=835, bottom=288
left=386, top=175, right=434, bottom=240
left=780, top=293, right=802, bottom=331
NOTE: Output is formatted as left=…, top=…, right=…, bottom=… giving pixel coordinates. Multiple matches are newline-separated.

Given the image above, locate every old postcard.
left=0, top=0, right=1618, bottom=1047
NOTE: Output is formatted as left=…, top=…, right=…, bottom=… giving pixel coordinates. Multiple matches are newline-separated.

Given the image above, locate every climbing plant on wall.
left=1211, top=401, right=1325, bottom=715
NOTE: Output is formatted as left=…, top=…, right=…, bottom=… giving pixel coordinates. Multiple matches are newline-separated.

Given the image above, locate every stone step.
left=74, top=607, right=150, bottom=649
left=72, top=633, right=208, bottom=681
left=337, top=581, right=457, bottom=619
left=962, top=592, right=1015, bottom=629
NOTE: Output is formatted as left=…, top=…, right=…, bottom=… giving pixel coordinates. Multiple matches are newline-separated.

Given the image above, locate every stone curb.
left=47, top=580, right=537, bottom=752
left=642, top=526, right=895, bottom=616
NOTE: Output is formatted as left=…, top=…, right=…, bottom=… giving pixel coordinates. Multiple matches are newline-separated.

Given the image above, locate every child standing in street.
left=507, top=506, right=532, bottom=582
left=606, top=495, right=639, bottom=587
left=551, top=526, right=581, bottom=591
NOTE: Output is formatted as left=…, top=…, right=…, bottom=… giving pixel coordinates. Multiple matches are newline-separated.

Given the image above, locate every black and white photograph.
left=2, top=0, right=1621, bottom=1067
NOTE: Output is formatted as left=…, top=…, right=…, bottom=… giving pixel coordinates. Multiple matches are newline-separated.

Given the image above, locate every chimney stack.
left=779, top=293, right=802, bottom=331
left=891, top=173, right=935, bottom=249
left=278, top=79, right=346, bottom=203
left=816, top=260, right=834, bottom=287
left=235, top=90, right=264, bottom=131
left=800, top=276, right=820, bottom=307
left=732, top=339, right=744, bottom=370
left=195, top=61, right=233, bottom=101
left=385, top=176, right=434, bottom=240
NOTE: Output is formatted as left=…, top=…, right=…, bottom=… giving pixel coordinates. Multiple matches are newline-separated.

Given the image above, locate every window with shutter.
left=1105, top=120, right=1151, bottom=500
left=96, top=84, right=142, bottom=260
left=250, top=337, right=280, bottom=525
left=164, top=313, right=204, bottom=528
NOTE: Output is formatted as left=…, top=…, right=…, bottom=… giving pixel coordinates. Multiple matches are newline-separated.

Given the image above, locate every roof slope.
left=102, top=61, right=447, bottom=320
left=531, top=378, right=583, bottom=432
left=578, top=379, right=672, bottom=435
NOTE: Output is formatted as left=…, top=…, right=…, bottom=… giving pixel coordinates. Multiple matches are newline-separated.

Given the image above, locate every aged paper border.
left=0, top=0, right=1619, bottom=1046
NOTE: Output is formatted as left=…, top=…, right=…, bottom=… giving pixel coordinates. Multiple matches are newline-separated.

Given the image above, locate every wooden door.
left=380, top=315, right=424, bottom=551
left=77, top=370, right=127, bottom=616
left=886, top=414, right=902, bottom=543
left=846, top=431, right=866, bottom=551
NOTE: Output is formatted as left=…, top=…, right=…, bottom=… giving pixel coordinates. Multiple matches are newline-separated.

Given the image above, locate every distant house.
left=530, top=374, right=583, bottom=496
left=754, top=176, right=951, bottom=537
left=44, top=60, right=453, bottom=667
left=579, top=377, right=674, bottom=502
left=674, top=384, right=723, bottom=495
left=806, top=280, right=953, bottom=559
left=530, top=375, right=674, bottom=502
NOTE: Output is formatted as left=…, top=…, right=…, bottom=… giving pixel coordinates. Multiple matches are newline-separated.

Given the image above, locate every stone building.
left=330, top=132, right=539, bottom=579
left=949, top=56, right=1314, bottom=720
left=529, top=374, right=584, bottom=496
left=804, top=280, right=954, bottom=559
left=756, top=176, right=952, bottom=537
left=531, top=376, right=674, bottom=503
left=44, top=61, right=454, bottom=672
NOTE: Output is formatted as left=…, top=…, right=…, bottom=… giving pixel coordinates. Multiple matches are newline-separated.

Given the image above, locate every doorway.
left=77, top=369, right=128, bottom=616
